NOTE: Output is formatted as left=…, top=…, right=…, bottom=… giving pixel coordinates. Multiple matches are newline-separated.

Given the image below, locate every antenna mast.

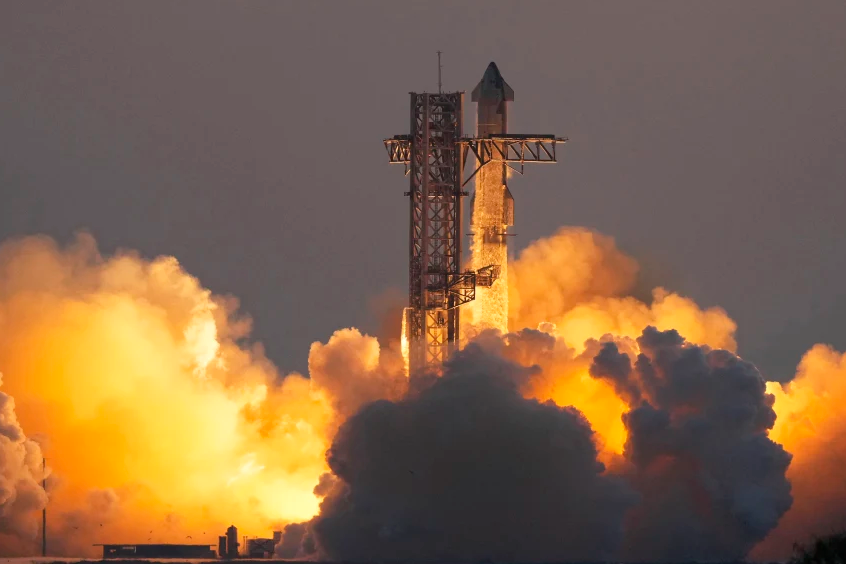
left=437, top=51, right=442, bottom=93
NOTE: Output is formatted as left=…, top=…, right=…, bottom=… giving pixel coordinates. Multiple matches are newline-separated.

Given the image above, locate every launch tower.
left=384, top=62, right=566, bottom=374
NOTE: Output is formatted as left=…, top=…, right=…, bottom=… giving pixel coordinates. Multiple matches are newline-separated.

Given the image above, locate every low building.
left=246, top=538, right=275, bottom=558
left=95, top=543, right=216, bottom=559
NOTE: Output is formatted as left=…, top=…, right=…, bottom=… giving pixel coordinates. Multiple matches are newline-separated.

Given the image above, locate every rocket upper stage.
left=472, top=62, right=515, bottom=230
left=472, top=62, right=513, bottom=141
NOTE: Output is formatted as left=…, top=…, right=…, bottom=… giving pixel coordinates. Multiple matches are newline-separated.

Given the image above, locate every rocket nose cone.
left=483, top=62, right=502, bottom=81
left=472, top=61, right=514, bottom=102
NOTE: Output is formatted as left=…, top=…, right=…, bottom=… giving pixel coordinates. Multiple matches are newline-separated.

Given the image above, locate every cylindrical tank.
left=226, top=525, right=239, bottom=558
left=218, top=536, right=227, bottom=559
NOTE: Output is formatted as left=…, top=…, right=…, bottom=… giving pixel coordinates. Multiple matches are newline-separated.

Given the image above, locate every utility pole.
left=42, top=457, right=46, bottom=557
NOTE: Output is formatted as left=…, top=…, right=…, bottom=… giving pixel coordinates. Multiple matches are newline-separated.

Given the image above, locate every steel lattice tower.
left=408, top=92, right=466, bottom=368
left=385, top=64, right=567, bottom=375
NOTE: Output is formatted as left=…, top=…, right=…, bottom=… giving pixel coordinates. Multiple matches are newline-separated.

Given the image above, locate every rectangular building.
left=246, top=538, right=275, bottom=558
left=96, top=543, right=216, bottom=559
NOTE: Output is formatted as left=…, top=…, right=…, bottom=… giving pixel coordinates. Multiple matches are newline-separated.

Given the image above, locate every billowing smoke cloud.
left=0, top=226, right=842, bottom=562
left=274, top=522, right=312, bottom=559
left=280, top=228, right=803, bottom=562
left=591, top=327, right=793, bottom=561
left=310, top=343, right=637, bottom=562
left=509, top=227, right=737, bottom=352
left=0, top=233, right=336, bottom=555
left=287, top=326, right=793, bottom=562
left=504, top=228, right=741, bottom=470
left=753, top=344, right=846, bottom=559
left=308, top=328, right=406, bottom=421
left=493, top=328, right=633, bottom=463
left=0, top=379, right=47, bottom=555
left=509, top=227, right=639, bottom=332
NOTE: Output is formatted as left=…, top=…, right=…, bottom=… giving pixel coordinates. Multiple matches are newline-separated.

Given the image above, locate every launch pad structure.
left=384, top=62, right=567, bottom=373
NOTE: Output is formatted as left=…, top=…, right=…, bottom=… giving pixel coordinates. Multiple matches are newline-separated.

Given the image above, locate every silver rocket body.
left=471, top=62, right=514, bottom=243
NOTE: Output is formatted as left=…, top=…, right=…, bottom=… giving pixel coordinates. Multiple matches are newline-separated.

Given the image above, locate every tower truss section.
left=403, top=92, right=466, bottom=371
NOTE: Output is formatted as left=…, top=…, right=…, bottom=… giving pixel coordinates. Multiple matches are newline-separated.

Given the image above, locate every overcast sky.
left=1, top=1, right=844, bottom=380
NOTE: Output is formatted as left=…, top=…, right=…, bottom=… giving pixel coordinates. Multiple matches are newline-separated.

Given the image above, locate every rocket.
left=471, top=62, right=514, bottom=240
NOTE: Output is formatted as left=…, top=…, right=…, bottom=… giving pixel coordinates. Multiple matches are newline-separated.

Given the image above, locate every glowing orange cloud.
left=0, top=234, right=333, bottom=555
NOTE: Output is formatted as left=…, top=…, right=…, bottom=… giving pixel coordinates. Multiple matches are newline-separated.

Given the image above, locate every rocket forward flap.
left=503, top=185, right=514, bottom=226
left=470, top=189, right=476, bottom=227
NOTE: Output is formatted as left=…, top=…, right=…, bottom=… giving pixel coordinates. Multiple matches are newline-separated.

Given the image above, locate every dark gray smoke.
left=280, top=327, right=793, bottom=562
left=591, top=326, right=793, bottom=561
left=310, top=343, right=637, bottom=562
left=274, top=522, right=314, bottom=559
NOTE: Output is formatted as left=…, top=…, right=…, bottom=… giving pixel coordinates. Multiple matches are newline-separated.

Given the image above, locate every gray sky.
left=1, top=1, right=844, bottom=380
